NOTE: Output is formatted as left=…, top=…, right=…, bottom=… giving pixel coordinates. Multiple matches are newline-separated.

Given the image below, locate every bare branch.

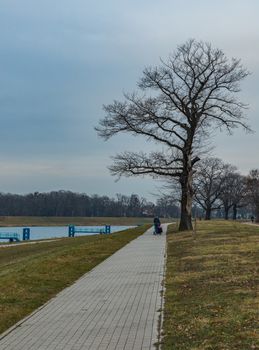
left=109, top=151, right=183, bottom=179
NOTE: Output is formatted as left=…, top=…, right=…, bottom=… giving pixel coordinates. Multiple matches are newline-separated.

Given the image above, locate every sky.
left=0, top=0, right=258, bottom=201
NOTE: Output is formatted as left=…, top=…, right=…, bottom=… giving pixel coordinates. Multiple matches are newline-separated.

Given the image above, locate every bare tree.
left=96, top=39, right=250, bottom=231
left=217, top=170, right=248, bottom=220
left=155, top=195, right=180, bottom=218
left=230, top=174, right=248, bottom=220
left=246, top=169, right=259, bottom=222
left=193, top=158, right=225, bottom=220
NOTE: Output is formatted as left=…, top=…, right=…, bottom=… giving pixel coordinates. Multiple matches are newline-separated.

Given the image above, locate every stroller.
left=153, top=217, right=162, bottom=235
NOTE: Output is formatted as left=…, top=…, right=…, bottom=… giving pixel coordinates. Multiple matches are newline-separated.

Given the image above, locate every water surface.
left=0, top=225, right=134, bottom=242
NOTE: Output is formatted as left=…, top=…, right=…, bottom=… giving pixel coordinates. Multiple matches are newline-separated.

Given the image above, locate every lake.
left=0, top=225, right=135, bottom=242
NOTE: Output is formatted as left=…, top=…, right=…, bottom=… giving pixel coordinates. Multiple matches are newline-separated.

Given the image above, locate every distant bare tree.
left=193, top=158, right=225, bottom=220
left=96, top=39, right=250, bottom=231
left=220, top=169, right=247, bottom=220
left=246, top=169, right=259, bottom=222
left=219, top=165, right=241, bottom=219
left=155, top=195, right=180, bottom=218
left=226, top=173, right=248, bottom=220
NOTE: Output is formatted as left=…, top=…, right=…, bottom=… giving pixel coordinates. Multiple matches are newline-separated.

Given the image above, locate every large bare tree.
left=96, top=39, right=250, bottom=231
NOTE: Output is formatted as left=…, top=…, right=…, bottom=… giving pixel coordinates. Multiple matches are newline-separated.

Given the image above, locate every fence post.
left=68, top=225, right=75, bottom=237
left=23, top=228, right=30, bottom=240
left=105, top=225, right=111, bottom=234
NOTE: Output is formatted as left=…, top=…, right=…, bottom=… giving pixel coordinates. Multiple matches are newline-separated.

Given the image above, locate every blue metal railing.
left=68, top=225, right=111, bottom=237
left=0, top=228, right=30, bottom=242
left=0, top=232, right=20, bottom=242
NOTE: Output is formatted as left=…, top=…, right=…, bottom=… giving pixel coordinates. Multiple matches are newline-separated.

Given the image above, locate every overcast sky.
left=0, top=0, right=258, bottom=200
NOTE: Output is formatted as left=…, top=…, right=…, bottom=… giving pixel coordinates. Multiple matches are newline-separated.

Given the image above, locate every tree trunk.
left=232, top=204, right=237, bottom=220
left=179, top=171, right=193, bottom=231
left=224, top=206, right=229, bottom=220
left=255, top=205, right=259, bottom=223
left=205, top=206, right=212, bottom=220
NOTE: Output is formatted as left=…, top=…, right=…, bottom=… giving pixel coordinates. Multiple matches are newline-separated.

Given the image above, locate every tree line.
left=0, top=191, right=179, bottom=218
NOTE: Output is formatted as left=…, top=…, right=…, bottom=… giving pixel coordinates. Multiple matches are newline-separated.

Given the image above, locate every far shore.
left=0, top=216, right=167, bottom=227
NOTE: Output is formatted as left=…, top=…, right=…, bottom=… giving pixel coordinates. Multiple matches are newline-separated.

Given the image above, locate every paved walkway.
left=0, top=225, right=168, bottom=350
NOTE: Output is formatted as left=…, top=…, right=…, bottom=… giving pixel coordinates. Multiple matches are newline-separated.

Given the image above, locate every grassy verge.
left=0, top=225, right=150, bottom=334
left=161, top=221, right=259, bottom=350
left=0, top=216, right=162, bottom=227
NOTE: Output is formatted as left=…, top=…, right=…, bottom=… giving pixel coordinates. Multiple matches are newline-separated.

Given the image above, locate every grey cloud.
left=0, top=0, right=258, bottom=197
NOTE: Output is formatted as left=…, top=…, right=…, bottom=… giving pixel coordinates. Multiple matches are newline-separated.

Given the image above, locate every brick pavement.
left=0, top=225, right=168, bottom=350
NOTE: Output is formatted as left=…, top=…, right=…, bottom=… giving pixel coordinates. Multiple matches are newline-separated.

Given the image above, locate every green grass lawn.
left=161, top=221, right=259, bottom=350
left=0, top=225, right=150, bottom=334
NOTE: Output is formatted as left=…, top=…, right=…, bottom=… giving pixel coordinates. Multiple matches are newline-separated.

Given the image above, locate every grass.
left=161, top=221, right=259, bottom=350
left=0, top=216, right=161, bottom=227
left=0, top=224, right=150, bottom=334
